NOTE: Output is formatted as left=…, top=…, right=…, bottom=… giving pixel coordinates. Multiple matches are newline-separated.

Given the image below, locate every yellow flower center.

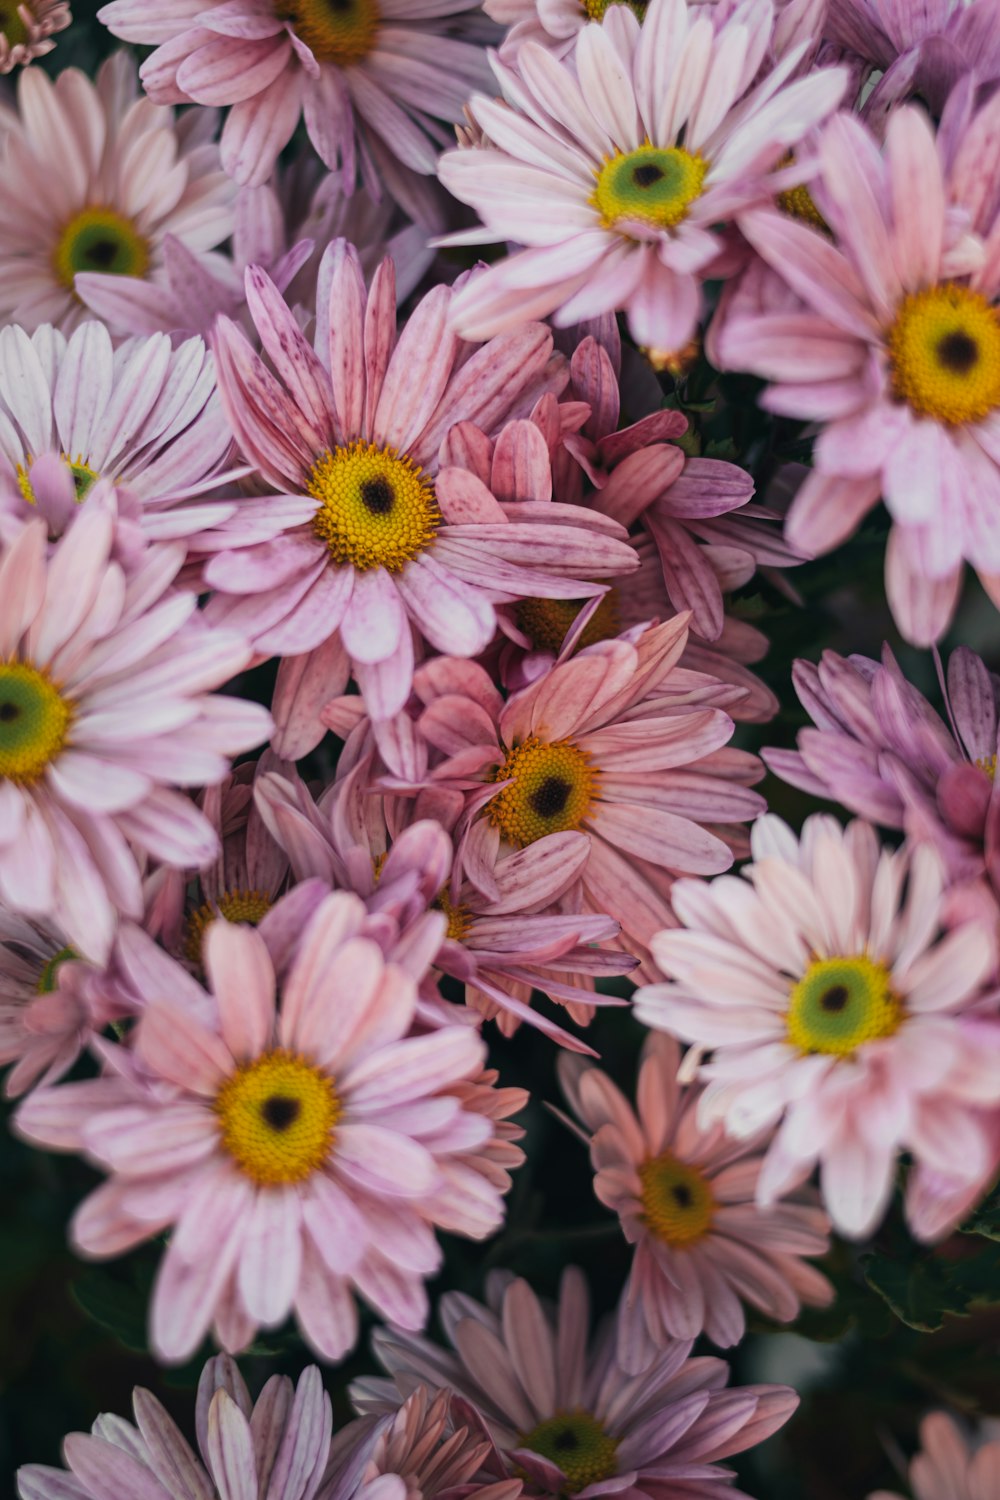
left=215, top=1049, right=340, bottom=1186
left=775, top=152, right=827, bottom=232
left=0, top=2, right=30, bottom=45
left=487, top=736, right=597, bottom=848
left=786, top=955, right=903, bottom=1057
left=435, top=888, right=471, bottom=942
left=184, top=889, right=274, bottom=965
left=518, top=1411, right=619, bottom=1494
left=515, top=593, right=619, bottom=655
left=887, top=283, right=1000, bottom=426
left=0, top=662, right=72, bottom=784
left=276, top=0, right=381, bottom=65
left=580, top=0, right=645, bottom=18
left=52, top=207, right=150, bottom=291
left=309, top=441, right=440, bottom=573
left=36, top=946, right=76, bottom=994
left=592, top=145, right=708, bottom=233
left=17, top=454, right=102, bottom=508
left=638, top=1152, right=715, bottom=1247
left=976, top=753, right=997, bottom=782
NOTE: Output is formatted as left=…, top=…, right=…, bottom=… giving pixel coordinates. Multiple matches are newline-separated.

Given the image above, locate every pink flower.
left=0, top=513, right=271, bottom=963
left=436, top=0, right=846, bottom=347
left=18, top=1354, right=332, bottom=1500
left=0, top=0, right=70, bottom=72
left=97, top=0, right=491, bottom=199
left=709, top=100, right=1000, bottom=644
left=558, top=1031, right=832, bottom=1362
left=411, top=617, right=765, bottom=973
left=0, top=913, right=111, bottom=1098
left=0, top=53, right=234, bottom=333
left=346, top=1385, right=521, bottom=1500
left=204, top=241, right=637, bottom=727
left=637, top=813, right=1000, bottom=1241
left=764, top=644, right=1000, bottom=901
left=352, top=1267, right=800, bottom=1500
left=16, top=896, right=515, bottom=1362
left=868, top=1411, right=1000, bottom=1500
left=0, top=323, right=244, bottom=558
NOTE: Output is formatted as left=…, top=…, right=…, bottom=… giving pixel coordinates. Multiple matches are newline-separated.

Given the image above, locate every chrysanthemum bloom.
left=0, top=513, right=271, bottom=964
left=0, top=0, right=69, bottom=72
left=17, top=897, right=514, bottom=1362
left=97, top=0, right=491, bottom=199
left=0, top=913, right=110, bottom=1098
left=256, top=748, right=635, bottom=1050
left=205, top=241, right=637, bottom=725
left=343, top=1385, right=521, bottom=1500
left=824, top=0, right=1000, bottom=119
left=435, top=0, right=846, bottom=347
left=710, top=100, right=1000, bottom=644
left=352, top=1268, right=799, bottom=1500
left=636, top=813, right=1000, bottom=1241
left=0, top=323, right=243, bottom=555
left=414, top=617, right=765, bottom=972
left=558, top=1032, right=832, bottom=1362
left=0, top=53, right=234, bottom=333
left=18, top=1354, right=332, bottom=1500
left=764, top=645, right=1000, bottom=898
left=868, top=1411, right=1000, bottom=1500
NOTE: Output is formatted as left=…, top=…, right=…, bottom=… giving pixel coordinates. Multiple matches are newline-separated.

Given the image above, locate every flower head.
left=0, top=0, right=70, bottom=72
left=352, top=1268, right=799, bottom=1500
left=437, top=0, right=845, bottom=347
left=18, top=1355, right=332, bottom=1500
left=0, top=513, right=270, bottom=963
left=868, top=1411, right=1000, bottom=1500
left=346, top=1385, right=521, bottom=1500
left=205, top=240, right=637, bottom=728
left=16, top=895, right=516, bottom=1362
left=558, top=1031, right=832, bottom=1363
left=637, top=813, right=1000, bottom=1241
left=710, top=99, right=1000, bottom=643
left=0, top=53, right=234, bottom=332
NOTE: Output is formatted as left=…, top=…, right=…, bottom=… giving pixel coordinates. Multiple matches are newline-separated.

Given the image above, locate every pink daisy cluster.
left=8, top=0, right=1000, bottom=1489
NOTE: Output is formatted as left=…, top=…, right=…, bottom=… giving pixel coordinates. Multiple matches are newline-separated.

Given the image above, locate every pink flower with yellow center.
left=16, top=896, right=515, bottom=1363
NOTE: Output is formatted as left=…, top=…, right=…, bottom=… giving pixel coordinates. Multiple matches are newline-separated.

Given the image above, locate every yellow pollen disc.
left=0, top=661, right=72, bottom=784
left=976, top=753, right=997, bottom=782
left=52, top=207, right=150, bottom=291
left=776, top=152, right=827, bottom=231
left=309, top=440, right=440, bottom=573
left=786, top=955, right=903, bottom=1057
left=515, top=593, right=619, bottom=655
left=184, top=889, right=274, bottom=965
left=518, top=1411, right=619, bottom=1494
left=580, top=0, right=645, bottom=17
left=435, top=888, right=471, bottom=943
left=215, top=1048, right=340, bottom=1186
left=592, top=145, right=708, bottom=233
left=17, top=453, right=102, bottom=508
left=276, top=0, right=381, bottom=65
left=36, top=946, right=77, bottom=994
left=887, top=283, right=1000, bottom=426
left=487, top=736, right=597, bottom=848
left=639, top=1152, right=715, bottom=1247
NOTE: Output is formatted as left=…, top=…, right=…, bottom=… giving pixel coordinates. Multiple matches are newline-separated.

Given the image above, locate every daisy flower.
left=352, top=1268, right=799, bottom=1500
left=413, top=616, right=765, bottom=973
left=0, top=323, right=242, bottom=555
left=16, top=896, right=513, bottom=1362
left=204, top=240, right=637, bottom=724
left=764, top=645, right=1000, bottom=899
left=345, top=1385, right=521, bottom=1500
left=0, top=53, right=234, bottom=333
left=0, top=913, right=111, bottom=1098
left=710, top=99, right=1000, bottom=644
left=0, top=0, right=70, bottom=72
left=0, top=513, right=271, bottom=964
left=868, top=1411, right=1000, bottom=1500
left=97, top=0, right=492, bottom=197
left=636, top=813, right=1000, bottom=1241
left=18, top=1355, right=332, bottom=1500
left=436, top=0, right=846, bottom=347
left=558, top=1031, right=832, bottom=1363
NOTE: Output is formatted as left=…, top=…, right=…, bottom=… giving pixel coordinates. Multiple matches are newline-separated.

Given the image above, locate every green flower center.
left=786, top=956, right=903, bottom=1056
left=0, top=2, right=30, bottom=45
left=36, top=946, right=76, bottom=994
left=592, top=145, right=708, bottom=232
left=53, top=208, right=150, bottom=291
left=519, top=1411, right=619, bottom=1494
left=0, top=662, right=72, bottom=784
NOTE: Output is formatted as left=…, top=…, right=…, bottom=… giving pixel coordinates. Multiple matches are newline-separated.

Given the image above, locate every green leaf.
left=71, top=1265, right=150, bottom=1353
left=959, top=1184, right=1000, bottom=1242
left=862, top=1242, right=1000, bottom=1332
